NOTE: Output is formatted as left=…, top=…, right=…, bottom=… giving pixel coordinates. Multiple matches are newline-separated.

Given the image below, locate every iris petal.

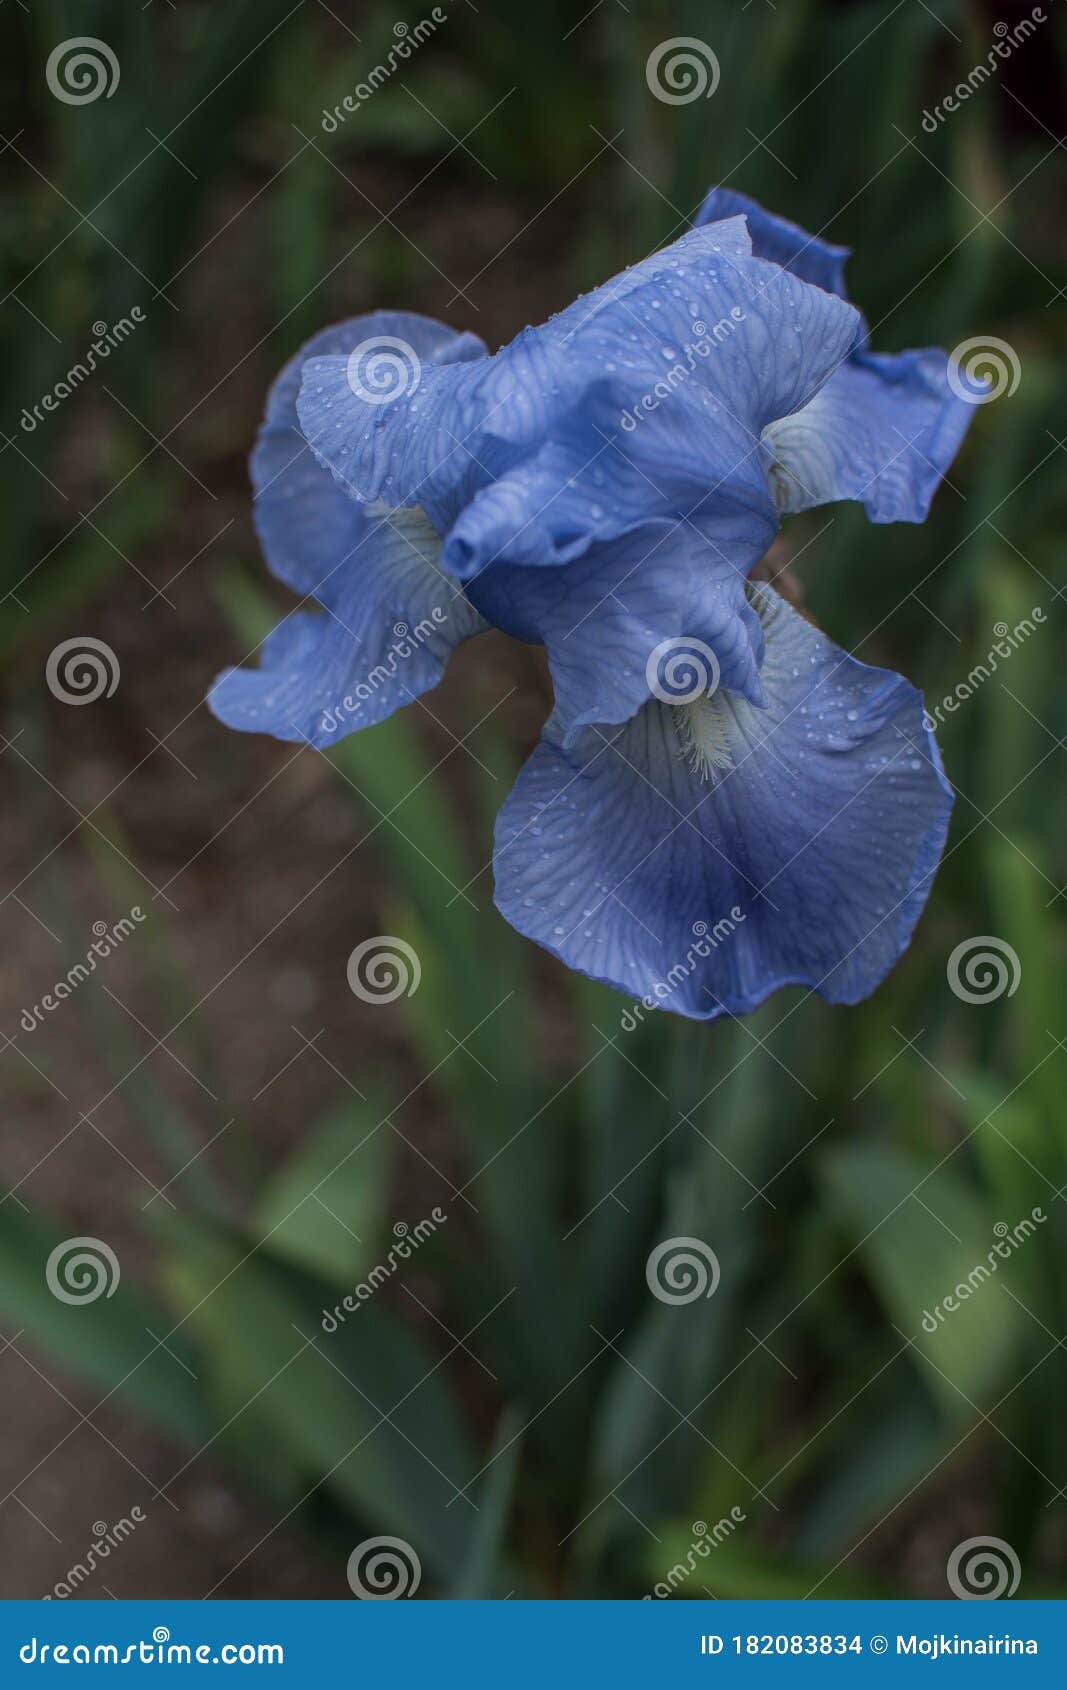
left=763, top=348, right=974, bottom=523
left=251, top=310, right=486, bottom=598
left=296, top=220, right=752, bottom=519
left=493, top=589, right=952, bottom=1018
left=695, top=186, right=852, bottom=302
left=210, top=506, right=487, bottom=747
left=210, top=312, right=489, bottom=748
left=439, top=379, right=778, bottom=578
left=466, top=521, right=769, bottom=745
left=696, top=189, right=975, bottom=524
left=296, top=223, right=859, bottom=561
left=207, top=496, right=486, bottom=743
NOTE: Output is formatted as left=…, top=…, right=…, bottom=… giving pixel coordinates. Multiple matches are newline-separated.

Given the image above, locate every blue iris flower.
left=211, top=192, right=975, bottom=1020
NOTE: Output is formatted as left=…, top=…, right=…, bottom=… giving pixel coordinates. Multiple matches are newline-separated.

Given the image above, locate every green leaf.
left=820, top=1144, right=1024, bottom=1415
left=450, top=1409, right=524, bottom=1599
left=252, top=1099, right=391, bottom=1287
left=793, top=1372, right=948, bottom=1560
left=160, top=1219, right=479, bottom=1584
left=0, top=1202, right=209, bottom=1446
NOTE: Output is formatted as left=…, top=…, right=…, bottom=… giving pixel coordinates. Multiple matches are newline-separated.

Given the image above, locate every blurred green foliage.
left=1, top=0, right=1065, bottom=1598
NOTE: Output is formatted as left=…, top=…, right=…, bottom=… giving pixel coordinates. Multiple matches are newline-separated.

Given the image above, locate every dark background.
left=0, top=0, right=1064, bottom=1599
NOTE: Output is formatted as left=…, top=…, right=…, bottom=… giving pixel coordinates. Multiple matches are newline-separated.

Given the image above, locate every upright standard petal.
left=493, top=589, right=952, bottom=1019
left=297, top=223, right=859, bottom=563
left=695, top=189, right=976, bottom=523
left=695, top=186, right=852, bottom=302
left=437, top=374, right=777, bottom=579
